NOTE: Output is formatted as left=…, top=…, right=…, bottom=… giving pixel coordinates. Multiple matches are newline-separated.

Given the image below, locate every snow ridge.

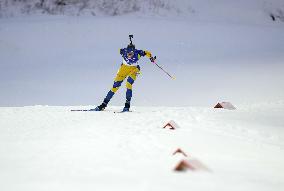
left=1, top=0, right=284, bottom=23
left=0, top=0, right=193, bottom=17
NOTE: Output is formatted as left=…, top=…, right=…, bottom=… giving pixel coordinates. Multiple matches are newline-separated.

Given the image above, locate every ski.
left=114, top=111, right=132, bottom=113
left=71, top=109, right=94, bottom=112
left=71, top=109, right=136, bottom=113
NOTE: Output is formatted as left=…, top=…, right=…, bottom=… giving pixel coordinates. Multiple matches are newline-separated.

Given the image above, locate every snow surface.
left=0, top=0, right=284, bottom=107
left=0, top=103, right=284, bottom=191
left=1, top=1, right=284, bottom=190
left=0, top=15, right=284, bottom=107
left=1, top=0, right=284, bottom=22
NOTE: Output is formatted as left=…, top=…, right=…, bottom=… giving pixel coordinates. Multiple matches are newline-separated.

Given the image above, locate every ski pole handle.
left=150, top=56, right=156, bottom=62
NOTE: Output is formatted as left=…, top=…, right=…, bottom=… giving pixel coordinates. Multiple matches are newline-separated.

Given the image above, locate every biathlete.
left=94, top=35, right=155, bottom=112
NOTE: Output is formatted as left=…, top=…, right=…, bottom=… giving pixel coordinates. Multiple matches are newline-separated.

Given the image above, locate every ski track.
left=0, top=105, right=284, bottom=191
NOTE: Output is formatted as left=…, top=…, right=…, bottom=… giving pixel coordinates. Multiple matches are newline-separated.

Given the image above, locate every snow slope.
left=0, top=15, right=284, bottom=107
left=0, top=104, right=284, bottom=191
left=1, top=1, right=284, bottom=191
left=1, top=1, right=284, bottom=107
left=1, top=0, right=284, bottom=23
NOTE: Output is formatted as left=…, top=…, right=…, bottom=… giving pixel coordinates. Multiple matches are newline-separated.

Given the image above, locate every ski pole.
left=151, top=56, right=176, bottom=80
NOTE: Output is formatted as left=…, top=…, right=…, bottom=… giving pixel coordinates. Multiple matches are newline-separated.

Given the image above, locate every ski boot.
left=91, top=102, right=107, bottom=111
left=122, top=101, right=130, bottom=112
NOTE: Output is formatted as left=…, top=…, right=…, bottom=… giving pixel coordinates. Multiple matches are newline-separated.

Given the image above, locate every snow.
left=1, top=1, right=284, bottom=190
left=0, top=104, right=284, bottom=191
left=0, top=15, right=284, bottom=106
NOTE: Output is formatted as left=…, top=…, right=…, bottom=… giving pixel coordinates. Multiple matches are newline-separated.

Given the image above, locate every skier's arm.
left=144, top=50, right=152, bottom=58
left=143, top=50, right=156, bottom=62
left=137, top=50, right=151, bottom=57
left=138, top=50, right=153, bottom=60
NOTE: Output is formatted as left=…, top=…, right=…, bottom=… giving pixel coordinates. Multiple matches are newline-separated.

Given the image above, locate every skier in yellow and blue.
left=93, top=35, right=154, bottom=112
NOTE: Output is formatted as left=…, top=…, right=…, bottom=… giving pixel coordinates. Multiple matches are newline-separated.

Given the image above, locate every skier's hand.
left=150, top=56, right=156, bottom=63
left=144, top=50, right=152, bottom=58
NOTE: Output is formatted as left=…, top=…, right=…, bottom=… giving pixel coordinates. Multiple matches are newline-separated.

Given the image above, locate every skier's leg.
left=97, top=80, right=123, bottom=111
left=124, top=66, right=140, bottom=111
left=95, top=65, right=132, bottom=111
left=103, top=79, right=124, bottom=104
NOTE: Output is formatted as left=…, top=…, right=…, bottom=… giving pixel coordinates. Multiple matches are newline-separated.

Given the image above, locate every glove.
left=144, top=50, right=152, bottom=58
left=150, top=56, right=157, bottom=63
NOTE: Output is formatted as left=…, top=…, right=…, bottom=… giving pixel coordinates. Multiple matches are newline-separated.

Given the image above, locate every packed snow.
left=0, top=104, right=284, bottom=191
left=1, top=0, right=284, bottom=191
